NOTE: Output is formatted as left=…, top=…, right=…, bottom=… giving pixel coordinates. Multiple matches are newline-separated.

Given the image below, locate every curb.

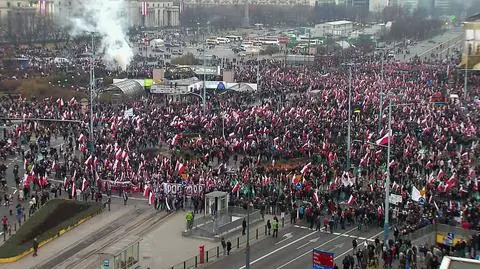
left=0, top=207, right=103, bottom=263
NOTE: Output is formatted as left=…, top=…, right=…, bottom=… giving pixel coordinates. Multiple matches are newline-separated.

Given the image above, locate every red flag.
left=141, top=1, right=148, bottom=16
left=375, top=131, right=393, bottom=146
left=149, top=192, right=155, bottom=205
left=144, top=185, right=151, bottom=197
left=72, top=181, right=77, bottom=197
left=347, top=195, right=356, bottom=206
left=300, top=162, right=312, bottom=174
left=81, top=178, right=88, bottom=192
left=56, top=98, right=64, bottom=107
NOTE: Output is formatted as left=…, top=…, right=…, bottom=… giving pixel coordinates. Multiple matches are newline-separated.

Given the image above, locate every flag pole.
left=383, top=97, right=392, bottom=244
left=89, top=33, right=95, bottom=154
left=346, top=64, right=352, bottom=171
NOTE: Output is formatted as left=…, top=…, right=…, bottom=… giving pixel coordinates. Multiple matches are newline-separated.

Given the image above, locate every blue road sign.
left=217, top=81, right=226, bottom=90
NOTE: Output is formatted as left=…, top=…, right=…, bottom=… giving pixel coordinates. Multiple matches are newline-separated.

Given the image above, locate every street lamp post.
left=202, top=33, right=206, bottom=113
left=245, top=202, right=250, bottom=269
left=378, top=49, right=385, bottom=133
left=346, top=65, right=352, bottom=170
left=384, top=98, right=392, bottom=244
left=89, top=34, right=95, bottom=152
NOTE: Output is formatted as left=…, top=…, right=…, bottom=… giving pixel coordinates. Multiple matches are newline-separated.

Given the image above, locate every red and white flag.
left=144, top=185, right=151, bottom=197
left=148, top=192, right=155, bottom=205
left=375, top=131, right=393, bottom=146
left=78, top=133, right=86, bottom=142
left=232, top=182, right=241, bottom=193
left=347, top=195, right=356, bottom=206
left=300, top=162, right=312, bottom=174
left=56, top=98, right=64, bottom=107
left=63, top=176, right=69, bottom=188
left=141, top=1, right=148, bottom=16
left=72, top=181, right=77, bottom=197
left=176, top=162, right=186, bottom=174
left=84, top=155, right=93, bottom=166
left=82, top=178, right=88, bottom=192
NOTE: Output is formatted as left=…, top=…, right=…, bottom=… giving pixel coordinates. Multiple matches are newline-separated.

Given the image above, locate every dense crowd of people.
left=0, top=37, right=480, bottom=268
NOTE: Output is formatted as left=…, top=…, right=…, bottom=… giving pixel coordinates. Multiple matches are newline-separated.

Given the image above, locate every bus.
left=216, top=37, right=230, bottom=44
left=259, top=37, right=279, bottom=46
left=206, top=38, right=218, bottom=45
left=226, top=35, right=242, bottom=42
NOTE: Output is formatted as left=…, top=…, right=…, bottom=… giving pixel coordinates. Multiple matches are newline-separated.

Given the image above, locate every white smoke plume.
left=65, top=0, right=133, bottom=70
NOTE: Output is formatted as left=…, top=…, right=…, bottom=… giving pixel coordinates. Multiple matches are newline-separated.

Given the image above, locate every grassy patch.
left=0, top=199, right=102, bottom=258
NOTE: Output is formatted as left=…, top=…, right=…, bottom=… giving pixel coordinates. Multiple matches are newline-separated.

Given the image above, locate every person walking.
left=221, top=237, right=226, bottom=255
left=33, top=237, right=39, bottom=257
left=242, top=218, right=247, bottom=235
left=123, top=191, right=128, bottom=206
left=272, top=218, right=279, bottom=238
left=226, top=240, right=232, bottom=255
left=266, top=219, right=271, bottom=235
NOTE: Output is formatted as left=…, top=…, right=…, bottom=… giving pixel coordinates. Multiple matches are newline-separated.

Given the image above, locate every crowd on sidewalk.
left=0, top=43, right=479, bottom=267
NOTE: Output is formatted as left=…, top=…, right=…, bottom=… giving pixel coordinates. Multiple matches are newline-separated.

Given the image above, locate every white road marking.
left=237, top=227, right=358, bottom=269
left=275, top=228, right=380, bottom=269
left=334, top=230, right=384, bottom=261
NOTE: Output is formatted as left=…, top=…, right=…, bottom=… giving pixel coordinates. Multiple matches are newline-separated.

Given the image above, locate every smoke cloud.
left=66, top=0, right=133, bottom=70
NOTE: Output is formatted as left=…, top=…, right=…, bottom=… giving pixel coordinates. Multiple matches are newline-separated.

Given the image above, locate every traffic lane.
left=276, top=228, right=384, bottom=269
left=204, top=227, right=320, bottom=269
left=264, top=227, right=383, bottom=269
left=206, top=225, right=377, bottom=269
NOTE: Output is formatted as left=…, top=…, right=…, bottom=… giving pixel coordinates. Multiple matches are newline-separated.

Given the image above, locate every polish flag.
left=141, top=1, right=148, bottom=16
left=56, top=98, right=64, bottom=107
left=72, top=181, right=77, bottom=197
left=438, top=169, right=445, bottom=180
left=329, top=181, right=335, bottom=191
left=93, top=157, right=99, bottom=169
left=232, top=182, right=241, bottom=193
left=71, top=170, right=77, bottom=183
left=149, top=192, right=155, bottom=205
left=78, top=133, right=86, bottom=142
left=176, top=162, right=186, bottom=174
left=63, top=176, right=69, bottom=188
left=300, top=162, right=312, bottom=174
left=313, top=189, right=319, bottom=205
left=347, top=195, right=356, bottom=206
left=40, top=176, right=48, bottom=187
left=69, top=97, right=76, bottom=106
left=171, top=134, right=181, bottom=146
left=115, top=149, right=123, bottom=160
left=143, top=185, right=151, bottom=197
left=375, top=131, right=393, bottom=146
left=82, top=178, right=88, bottom=192
left=84, top=155, right=93, bottom=165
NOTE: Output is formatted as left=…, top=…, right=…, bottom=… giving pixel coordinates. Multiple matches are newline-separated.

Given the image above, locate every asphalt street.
left=205, top=223, right=383, bottom=269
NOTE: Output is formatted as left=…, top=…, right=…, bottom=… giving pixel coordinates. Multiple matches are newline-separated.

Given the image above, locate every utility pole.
left=346, top=65, right=352, bottom=171
left=243, top=0, right=249, bottom=27
left=384, top=97, right=392, bottom=244
left=245, top=202, right=251, bottom=269
left=464, top=54, right=468, bottom=104
left=89, top=33, right=95, bottom=153
left=378, top=49, right=385, bottom=133
left=202, top=32, right=206, bottom=113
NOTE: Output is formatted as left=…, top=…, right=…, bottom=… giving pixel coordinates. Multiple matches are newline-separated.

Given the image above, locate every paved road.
left=205, top=222, right=383, bottom=269
left=395, top=28, right=464, bottom=62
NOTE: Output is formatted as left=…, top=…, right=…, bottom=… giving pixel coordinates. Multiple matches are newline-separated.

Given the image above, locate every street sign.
left=216, top=81, right=226, bottom=90
left=313, top=249, right=334, bottom=269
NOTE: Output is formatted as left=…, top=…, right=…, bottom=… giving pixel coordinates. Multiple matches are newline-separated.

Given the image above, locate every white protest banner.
left=162, top=183, right=204, bottom=196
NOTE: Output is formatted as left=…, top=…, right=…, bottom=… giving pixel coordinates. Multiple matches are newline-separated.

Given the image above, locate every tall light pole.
left=383, top=97, right=392, bottom=244
left=245, top=203, right=250, bottom=269
left=89, top=33, right=95, bottom=152
left=202, top=34, right=206, bottom=113
left=346, top=64, right=352, bottom=170
left=378, top=49, right=385, bottom=133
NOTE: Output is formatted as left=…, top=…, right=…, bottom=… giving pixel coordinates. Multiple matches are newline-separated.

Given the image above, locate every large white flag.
left=411, top=186, right=424, bottom=203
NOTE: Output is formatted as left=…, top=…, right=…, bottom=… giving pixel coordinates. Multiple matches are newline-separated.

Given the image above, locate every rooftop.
left=326, top=20, right=352, bottom=26
left=439, top=256, right=480, bottom=269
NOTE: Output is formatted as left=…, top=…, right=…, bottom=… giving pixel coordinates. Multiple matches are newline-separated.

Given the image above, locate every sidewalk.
left=140, top=213, right=286, bottom=269
left=0, top=203, right=137, bottom=269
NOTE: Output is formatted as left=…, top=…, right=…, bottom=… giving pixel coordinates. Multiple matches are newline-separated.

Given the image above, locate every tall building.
left=434, top=0, right=451, bottom=15
left=347, top=0, right=369, bottom=10
left=369, top=0, right=388, bottom=13
left=401, top=0, right=418, bottom=12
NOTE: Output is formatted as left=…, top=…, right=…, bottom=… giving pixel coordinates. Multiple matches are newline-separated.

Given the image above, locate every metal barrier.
left=168, top=224, right=269, bottom=269
left=403, top=223, right=477, bottom=244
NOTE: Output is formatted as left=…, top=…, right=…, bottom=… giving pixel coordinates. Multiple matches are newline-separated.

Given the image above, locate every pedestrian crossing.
left=293, top=224, right=374, bottom=242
